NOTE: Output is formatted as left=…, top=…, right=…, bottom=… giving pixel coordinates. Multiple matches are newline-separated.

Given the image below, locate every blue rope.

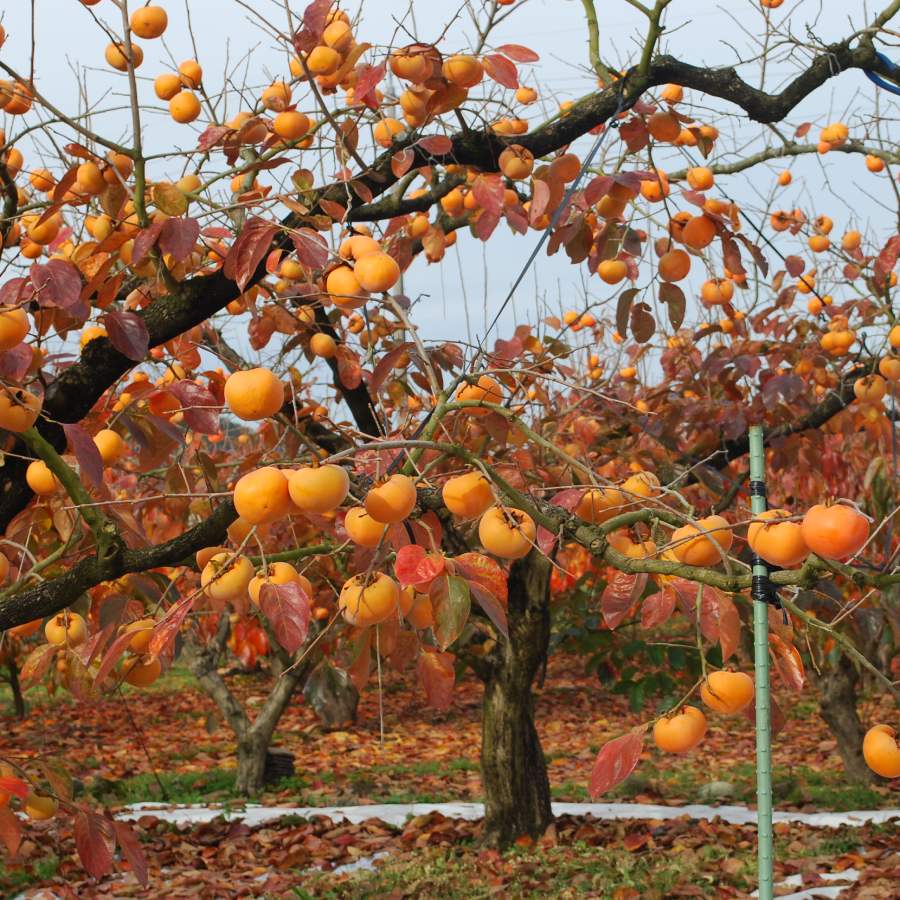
left=865, top=51, right=900, bottom=96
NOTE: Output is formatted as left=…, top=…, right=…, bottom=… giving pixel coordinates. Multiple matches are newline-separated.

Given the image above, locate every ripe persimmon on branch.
left=1, top=0, right=900, bottom=879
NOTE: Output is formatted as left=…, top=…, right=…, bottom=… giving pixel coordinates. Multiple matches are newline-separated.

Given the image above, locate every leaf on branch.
left=641, top=587, right=676, bottom=629
left=0, top=776, right=28, bottom=800
left=784, top=255, right=805, bottom=277
left=149, top=596, right=193, bottom=657
left=417, top=648, right=455, bottom=711
left=619, top=117, right=649, bottom=153
left=616, top=288, right=637, bottom=338
left=395, top=545, right=445, bottom=588
left=114, top=821, right=149, bottom=887
left=260, top=581, right=311, bottom=654
left=62, top=423, right=105, bottom=489
left=601, top=572, right=646, bottom=629
left=743, top=691, right=786, bottom=739
left=483, top=54, right=518, bottom=89
left=93, top=629, right=138, bottom=688
left=659, top=282, right=685, bottom=330
left=20, top=643, right=56, bottom=689
left=718, top=593, right=741, bottom=661
left=30, top=259, right=87, bottom=319
left=131, top=222, right=164, bottom=266
left=0, top=344, right=34, bottom=382
left=0, top=809, right=22, bottom=857
left=794, top=122, right=812, bottom=138
left=418, top=135, right=453, bottom=156
left=589, top=727, right=646, bottom=797
left=495, top=43, right=540, bottom=63
left=451, top=552, right=508, bottom=605
left=37, top=758, right=74, bottom=802
left=354, top=62, right=387, bottom=109
left=292, top=0, right=332, bottom=53
left=223, top=217, right=278, bottom=292
left=769, top=633, right=805, bottom=691
left=530, top=179, right=551, bottom=223
left=319, top=199, right=347, bottom=222
left=430, top=574, right=471, bottom=650
left=290, top=227, right=328, bottom=270
left=104, top=310, right=150, bottom=362
left=335, top=344, right=362, bottom=389
left=159, top=217, right=200, bottom=262
left=391, top=148, right=415, bottom=178
left=167, top=380, right=222, bottom=434
left=630, top=301, right=655, bottom=344
left=153, top=182, right=189, bottom=216
left=196, top=124, right=231, bottom=151
left=74, top=810, right=116, bottom=880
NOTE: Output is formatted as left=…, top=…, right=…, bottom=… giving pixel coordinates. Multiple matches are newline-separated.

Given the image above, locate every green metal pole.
left=748, top=425, right=774, bottom=900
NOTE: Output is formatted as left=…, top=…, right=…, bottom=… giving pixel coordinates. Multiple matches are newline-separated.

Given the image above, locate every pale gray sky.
left=1, top=0, right=896, bottom=376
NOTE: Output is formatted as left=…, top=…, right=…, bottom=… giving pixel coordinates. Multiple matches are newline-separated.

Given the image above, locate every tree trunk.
left=7, top=662, right=25, bottom=717
left=480, top=551, right=553, bottom=847
left=815, top=655, right=877, bottom=785
left=235, top=734, right=268, bottom=795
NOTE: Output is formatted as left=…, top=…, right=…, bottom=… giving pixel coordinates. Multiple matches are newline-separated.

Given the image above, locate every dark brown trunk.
left=815, top=655, right=877, bottom=785
left=480, top=551, right=553, bottom=847
left=7, top=662, right=25, bottom=717
left=235, top=735, right=267, bottom=795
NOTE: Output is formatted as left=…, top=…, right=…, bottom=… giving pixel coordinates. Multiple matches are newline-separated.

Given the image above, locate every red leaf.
left=589, top=727, right=646, bottom=797
left=784, top=255, right=805, bottom=277
left=104, top=310, right=149, bottom=362
left=354, top=62, right=387, bottom=110
left=473, top=210, right=501, bottom=241
left=718, top=593, right=741, bottom=661
left=641, top=588, right=676, bottom=629
left=0, top=344, right=34, bottom=382
left=196, top=124, right=231, bottom=151
left=472, top=174, right=505, bottom=217
left=93, top=629, right=137, bottom=688
left=114, top=821, right=148, bottom=887
left=495, top=43, right=540, bottom=63
left=769, top=633, right=805, bottom=691
left=417, top=648, right=455, bottom=711
left=452, top=552, right=508, bottom=605
left=30, top=259, right=87, bottom=318
left=159, top=217, right=200, bottom=262
left=332, top=344, right=361, bottom=389
left=319, top=199, right=347, bottom=222
left=290, top=228, right=329, bottom=270
left=167, top=380, right=222, bottom=434
left=62, top=423, right=104, bottom=489
left=794, top=122, right=812, bottom=138
left=0, top=276, right=30, bottom=307
left=292, top=0, right=332, bottom=53
left=0, top=776, right=28, bottom=800
left=619, top=117, right=649, bottom=153
left=223, top=217, right=278, bottom=292
left=530, top=179, right=551, bottom=222
left=418, top=135, right=453, bottom=156
left=395, top=545, right=445, bottom=588
left=483, top=54, right=519, bottom=89
left=74, top=810, right=116, bottom=880
left=391, top=148, right=415, bottom=178
left=371, top=342, right=415, bottom=391
left=149, top=596, right=193, bottom=657
left=20, top=643, right=56, bottom=689
left=0, top=808, right=22, bottom=857
left=260, top=581, right=311, bottom=654
left=601, top=572, right=646, bottom=629
left=131, top=222, right=163, bottom=266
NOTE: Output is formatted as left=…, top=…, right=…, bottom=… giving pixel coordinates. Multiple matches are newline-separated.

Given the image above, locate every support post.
left=748, top=425, right=774, bottom=900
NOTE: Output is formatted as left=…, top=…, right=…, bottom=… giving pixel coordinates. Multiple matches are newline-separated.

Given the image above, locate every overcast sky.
left=1, top=0, right=897, bottom=371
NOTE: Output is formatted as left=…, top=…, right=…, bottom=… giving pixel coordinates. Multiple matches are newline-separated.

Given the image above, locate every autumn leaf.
left=641, top=587, right=676, bottom=629
left=589, top=727, right=646, bottom=797
left=223, top=217, right=278, bottom=292
left=394, top=545, right=445, bottom=588
left=417, top=648, right=455, bottom=711
left=601, top=572, right=646, bottom=629
left=430, top=575, right=471, bottom=650
left=74, top=810, right=116, bottom=880
left=104, top=310, right=150, bottom=362
left=260, top=581, right=311, bottom=654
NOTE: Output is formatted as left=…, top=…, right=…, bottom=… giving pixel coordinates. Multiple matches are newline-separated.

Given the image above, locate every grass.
left=0, top=855, right=60, bottom=892
left=293, top=839, right=757, bottom=899
left=293, top=821, right=895, bottom=899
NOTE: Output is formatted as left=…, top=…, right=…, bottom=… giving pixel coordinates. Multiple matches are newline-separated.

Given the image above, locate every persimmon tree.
left=1, top=0, right=899, bottom=880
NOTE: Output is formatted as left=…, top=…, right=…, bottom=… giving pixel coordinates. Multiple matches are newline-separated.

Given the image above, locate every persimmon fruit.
left=862, top=724, right=900, bottom=778
left=671, top=515, right=733, bottom=566
left=224, top=368, right=284, bottom=420
left=233, top=466, right=291, bottom=525
left=365, top=473, right=417, bottom=523
left=339, top=573, right=400, bottom=626
left=288, top=464, right=350, bottom=514
left=700, top=671, right=754, bottom=714
left=747, top=509, right=808, bottom=568
left=653, top=706, right=707, bottom=753
left=442, top=470, right=494, bottom=519
left=479, top=507, right=536, bottom=559
left=800, top=503, right=869, bottom=561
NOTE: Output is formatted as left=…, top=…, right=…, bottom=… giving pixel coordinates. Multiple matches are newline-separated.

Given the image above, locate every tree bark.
left=479, top=551, right=553, bottom=847
left=6, top=662, right=25, bottom=718
left=235, top=734, right=268, bottom=795
left=814, top=655, right=877, bottom=786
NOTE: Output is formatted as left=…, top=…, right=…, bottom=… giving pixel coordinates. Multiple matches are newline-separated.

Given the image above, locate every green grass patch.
left=0, top=854, right=60, bottom=895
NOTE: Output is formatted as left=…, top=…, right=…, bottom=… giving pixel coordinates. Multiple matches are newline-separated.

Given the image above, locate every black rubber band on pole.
left=749, top=480, right=767, bottom=499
